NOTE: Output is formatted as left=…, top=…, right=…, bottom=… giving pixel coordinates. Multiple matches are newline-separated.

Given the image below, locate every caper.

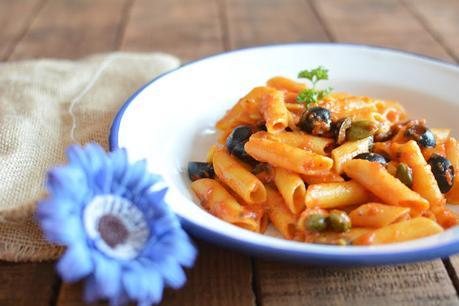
left=396, top=163, right=413, bottom=188
left=305, top=213, right=327, bottom=232
left=346, top=120, right=378, bottom=141
left=404, top=123, right=436, bottom=148
left=428, top=154, right=455, bottom=193
left=188, top=162, right=215, bottom=181
left=333, top=117, right=352, bottom=145
left=328, top=210, right=352, bottom=232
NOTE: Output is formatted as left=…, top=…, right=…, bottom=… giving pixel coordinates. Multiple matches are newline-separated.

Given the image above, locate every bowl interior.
left=114, top=44, right=459, bottom=261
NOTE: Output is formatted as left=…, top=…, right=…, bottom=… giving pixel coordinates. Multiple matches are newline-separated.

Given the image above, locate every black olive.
left=226, top=125, right=257, bottom=165
left=353, top=152, right=388, bottom=165
left=298, top=107, right=332, bottom=136
left=405, top=124, right=436, bottom=148
left=428, top=154, right=455, bottom=193
left=188, top=162, right=215, bottom=181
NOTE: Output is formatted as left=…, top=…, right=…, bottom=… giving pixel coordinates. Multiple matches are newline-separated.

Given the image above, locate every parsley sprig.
left=296, top=66, right=332, bottom=108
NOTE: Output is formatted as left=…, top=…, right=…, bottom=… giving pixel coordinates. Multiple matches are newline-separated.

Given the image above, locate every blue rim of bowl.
left=109, top=42, right=459, bottom=266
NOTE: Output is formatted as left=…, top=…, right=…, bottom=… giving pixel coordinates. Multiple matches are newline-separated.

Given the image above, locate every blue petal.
left=146, top=230, right=197, bottom=267
left=151, top=257, right=186, bottom=289
left=57, top=243, right=93, bottom=282
left=149, top=214, right=180, bottom=238
left=83, top=143, right=107, bottom=176
left=93, top=157, right=114, bottom=194
left=66, top=145, right=93, bottom=176
left=36, top=199, right=73, bottom=222
left=110, top=149, right=128, bottom=184
left=92, top=253, right=122, bottom=299
left=39, top=212, right=85, bottom=245
left=47, top=166, right=88, bottom=203
left=83, top=276, right=99, bottom=303
left=122, top=262, right=164, bottom=304
left=119, top=159, right=147, bottom=192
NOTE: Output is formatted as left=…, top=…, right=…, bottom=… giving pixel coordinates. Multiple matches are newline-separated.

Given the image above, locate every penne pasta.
left=252, top=130, right=334, bottom=156
left=212, top=149, right=267, bottom=205
left=274, top=167, right=306, bottom=214
left=392, top=140, right=445, bottom=207
left=343, top=159, right=430, bottom=210
left=191, top=179, right=265, bottom=232
left=349, top=203, right=410, bottom=228
left=261, top=88, right=289, bottom=133
left=244, top=136, right=333, bottom=175
left=305, top=180, right=372, bottom=209
left=353, top=217, right=443, bottom=245
left=331, top=136, right=373, bottom=174
left=431, top=128, right=451, bottom=144
left=301, top=171, right=345, bottom=184
left=265, top=186, right=298, bottom=239
left=266, top=76, right=306, bottom=93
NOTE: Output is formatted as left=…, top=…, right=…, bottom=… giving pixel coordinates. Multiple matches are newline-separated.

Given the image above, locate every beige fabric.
left=0, top=52, right=180, bottom=261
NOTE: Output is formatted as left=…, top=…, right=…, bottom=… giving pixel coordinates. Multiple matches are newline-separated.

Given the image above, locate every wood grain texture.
left=0, top=261, right=59, bottom=306
left=311, top=0, right=453, bottom=61
left=120, top=0, right=224, bottom=61
left=403, top=0, right=459, bottom=62
left=10, top=0, right=129, bottom=60
left=224, top=0, right=329, bottom=49
left=255, top=260, right=459, bottom=306
left=0, top=0, right=46, bottom=60
left=57, top=241, right=255, bottom=306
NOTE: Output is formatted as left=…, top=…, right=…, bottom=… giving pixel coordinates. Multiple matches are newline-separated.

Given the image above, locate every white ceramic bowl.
left=111, top=43, right=459, bottom=266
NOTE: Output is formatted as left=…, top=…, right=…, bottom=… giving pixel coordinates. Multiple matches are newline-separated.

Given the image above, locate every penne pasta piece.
left=213, top=149, right=267, bottom=204
left=349, top=203, right=410, bottom=228
left=266, top=76, right=306, bottom=93
left=191, top=179, right=265, bottom=232
left=252, top=130, right=334, bottom=156
left=331, top=136, right=373, bottom=174
left=431, top=128, right=451, bottom=144
left=265, top=186, right=298, bottom=239
left=301, top=172, right=345, bottom=184
left=353, top=217, right=443, bottom=245
left=422, top=143, right=446, bottom=160
left=305, top=180, right=372, bottom=209
left=216, top=87, right=266, bottom=132
left=261, top=88, right=289, bottom=133
left=372, top=141, right=393, bottom=159
left=245, top=136, right=333, bottom=175
left=392, top=140, right=445, bottom=207
left=274, top=167, right=306, bottom=214
left=446, top=137, right=459, bottom=203
left=343, top=159, right=430, bottom=210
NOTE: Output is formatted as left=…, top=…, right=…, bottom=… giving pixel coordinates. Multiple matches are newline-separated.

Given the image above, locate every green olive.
left=346, top=120, right=379, bottom=141
left=396, top=163, right=413, bottom=188
left=328, top=210, right=352, bottom=232
left=305, top=213, right=327, bottom=232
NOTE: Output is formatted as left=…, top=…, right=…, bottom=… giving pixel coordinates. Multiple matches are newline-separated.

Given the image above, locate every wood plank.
left=10, top=0, right=129, bottom=60
left=311, top=0, right=453, bottom=61
left=224, top=0, right=329, bottom=49
left=120, top=0, right=224, bottom=61
left=0, top=0, right=46, bottom=61
left=255, top=260, right=459, bottom=306
left=0, top=261, right=59, bottom=306
left=57, top=241, right=255, bottom=306
left=403, top=0, right=459, bottom=62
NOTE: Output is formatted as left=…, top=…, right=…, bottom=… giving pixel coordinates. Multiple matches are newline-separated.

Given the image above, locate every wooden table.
left=1, top=0, right=459, bottom=305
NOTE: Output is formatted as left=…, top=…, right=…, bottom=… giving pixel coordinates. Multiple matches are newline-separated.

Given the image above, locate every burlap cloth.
left=0, top=52, right=180, bottom=262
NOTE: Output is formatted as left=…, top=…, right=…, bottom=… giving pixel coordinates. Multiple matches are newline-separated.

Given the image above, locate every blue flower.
left=37, top=143, right=197, bottom=306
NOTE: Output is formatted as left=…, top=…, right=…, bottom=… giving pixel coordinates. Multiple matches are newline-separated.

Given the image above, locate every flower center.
left=97, top=214, right=129, bottom=248
left=84, top=195, right=150, bottom=260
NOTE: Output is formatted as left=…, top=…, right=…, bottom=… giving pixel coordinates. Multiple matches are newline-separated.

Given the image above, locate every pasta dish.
left=187, top=67, right=458, bottom=246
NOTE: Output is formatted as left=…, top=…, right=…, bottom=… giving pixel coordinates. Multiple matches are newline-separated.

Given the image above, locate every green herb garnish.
left=296, top=66, right=332, bottom=108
